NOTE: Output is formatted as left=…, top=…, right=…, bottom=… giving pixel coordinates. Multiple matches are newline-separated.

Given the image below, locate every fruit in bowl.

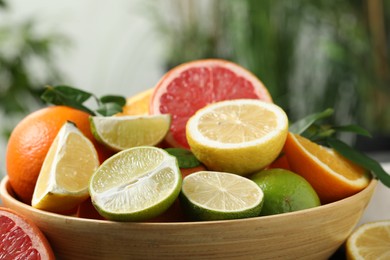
left=2, top=59, right=388, bottom=259
left=0, top=176, right=378, bottom=259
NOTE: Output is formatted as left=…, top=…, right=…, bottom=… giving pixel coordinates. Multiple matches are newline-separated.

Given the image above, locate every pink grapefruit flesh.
left=0, top=207, right=55, bottom=260
left=150, top=59, right=273, bottom=148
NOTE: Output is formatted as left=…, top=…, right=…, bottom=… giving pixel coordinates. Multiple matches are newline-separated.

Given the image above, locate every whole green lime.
left=250, top=168, right=321, bottom=216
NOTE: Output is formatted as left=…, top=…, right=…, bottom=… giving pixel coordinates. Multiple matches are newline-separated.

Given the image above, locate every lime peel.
left=250, top=169, right=321, bottom=216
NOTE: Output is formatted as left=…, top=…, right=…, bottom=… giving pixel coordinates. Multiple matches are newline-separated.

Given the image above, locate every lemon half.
left=186, top=99, right=288, bottom=175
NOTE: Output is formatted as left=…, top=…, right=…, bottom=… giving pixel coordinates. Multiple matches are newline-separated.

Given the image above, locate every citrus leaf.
left=289, top=108, right=334, bottom=134
left=41, top=85, right=95, bottom=115
left=165, top=148, right=201, bottom=168
left=100, top=95, right=126, bottom=107
left=311, top=129, right=336, bottom=141
left=327, top=137, right=390, bottom=188
left=45, top=85, right=92, bottom=103
left=96, top=102, right=123, bottom=116
left=41, top=85, right=127, bottom=117
left=333, top=124, right=372, bottom=137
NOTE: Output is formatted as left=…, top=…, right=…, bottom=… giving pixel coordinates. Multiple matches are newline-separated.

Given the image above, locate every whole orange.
left=6, top=106, right=113, bottom=204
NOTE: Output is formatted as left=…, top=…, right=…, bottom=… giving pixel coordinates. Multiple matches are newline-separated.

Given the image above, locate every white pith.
left=187, top=99, right=288, bottom=149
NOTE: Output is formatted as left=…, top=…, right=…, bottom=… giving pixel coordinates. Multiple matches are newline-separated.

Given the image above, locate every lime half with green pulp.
left=89, top=146, right=182, bottom=221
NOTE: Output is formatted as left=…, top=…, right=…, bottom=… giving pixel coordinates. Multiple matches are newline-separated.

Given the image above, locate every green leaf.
left=327, top=137, right=390, bottom=188
left=0, top=0, right=8, bottom=8
left=289, top=108, right=334, bottom=134
left=40, top=85, right=96, bottom=115
left=46, top=85, right=92, bottom=104
left=165, top=148, right=201, bottom=168
left=40, top=85, right=128, bottom=117
left=332, top=124, right=372, bottom=137
left=100, top=95, right=126, bottom=107
left=96, top=102, right=123, bottom=116
left=311, top=128, right=336, bottom=141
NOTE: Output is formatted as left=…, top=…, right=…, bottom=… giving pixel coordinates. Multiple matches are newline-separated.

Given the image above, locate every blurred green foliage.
left=148, top=0, right=390, bottom=141
left=0, top=2, right=68, bottom=137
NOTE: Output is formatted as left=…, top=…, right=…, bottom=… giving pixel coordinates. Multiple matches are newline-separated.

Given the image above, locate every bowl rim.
left=0, top=175, right=377, bottom=226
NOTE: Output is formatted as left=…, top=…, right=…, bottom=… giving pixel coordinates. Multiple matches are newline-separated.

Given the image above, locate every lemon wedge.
left=32, top=121, right=99, bottom=212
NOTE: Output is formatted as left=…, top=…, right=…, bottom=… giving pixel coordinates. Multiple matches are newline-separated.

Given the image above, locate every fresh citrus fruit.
left=164, top=148, right=207, bottom=178
left=186, top=99, right=288, bottom=176
left=283, top=132, right=371, bottom=203
left=250, top=169, right=320, bottom=216
left=346, top=220, right=390, bottom=259
left=0, top=207, right=55, bottom=259
left=90, top=114, right=171, bottom=151
left=266, top=154, right=290, bottom=170
left=118, top=88, right=154, bottom=116
left=77, top=198, right=105, bottom=220
left=31, top=122, right=99, bottom=213
left=180, top=171, right=263, bottom=221
left=6, top=106, right=112, bottom=204
left=89, top=146, right=182, bottom=221
left=150, top=59, right=273, bottom=148
left=180, top=165, right=207, bottom=179
left=147, top=199, right=187, bottom=222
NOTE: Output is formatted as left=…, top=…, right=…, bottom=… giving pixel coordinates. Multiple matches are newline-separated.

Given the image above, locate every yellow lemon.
left=346, top=220, right=390, bottom=259
left=186, top=99, right=288, bottom=175
left=32, top=122, right=99, bottom=213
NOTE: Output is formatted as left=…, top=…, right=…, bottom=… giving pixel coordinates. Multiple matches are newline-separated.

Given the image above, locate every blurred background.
left=1, top=0, right=389, bottom=177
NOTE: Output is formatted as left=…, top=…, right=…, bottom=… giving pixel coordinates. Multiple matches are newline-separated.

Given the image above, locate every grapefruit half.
left=0, top=207, right=55, bottom=259
left=150, top=59, right=273, bottom=148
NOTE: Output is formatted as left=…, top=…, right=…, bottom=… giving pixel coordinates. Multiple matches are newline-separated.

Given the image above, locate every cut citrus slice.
left=0, top=207, right=55, bottom=259
left=118, top=88, right=154, bottom=116
left=186, top=99, right=288, bottom=175
left=90, top=114, right=171, bottom=151
left=150, top=59, right=273, bottom=148
left=346, top=220, right=390, bottom=259
left=283, top=132, right=371, bottom=203
left=180, top=171, right=263, bottom=221
left=89, top=146, right=182, bottom=221
left=31, top=121, right=99, bottom=213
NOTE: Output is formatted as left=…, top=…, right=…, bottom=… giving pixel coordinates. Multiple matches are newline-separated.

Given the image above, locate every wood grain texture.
left=0, top=176, right=377, bottom=260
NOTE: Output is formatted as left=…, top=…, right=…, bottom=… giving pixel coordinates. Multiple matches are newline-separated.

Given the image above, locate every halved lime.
left=90, top=114, right=171, bottom=151
left=180, top=171, right=263, bottom=221
left=32, top=121, right=99, bottom=213
left=89, top=146, right=182, bottom=221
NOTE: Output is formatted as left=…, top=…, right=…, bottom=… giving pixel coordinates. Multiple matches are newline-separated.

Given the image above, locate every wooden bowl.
left=1, top=176, right=377, bottom=260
